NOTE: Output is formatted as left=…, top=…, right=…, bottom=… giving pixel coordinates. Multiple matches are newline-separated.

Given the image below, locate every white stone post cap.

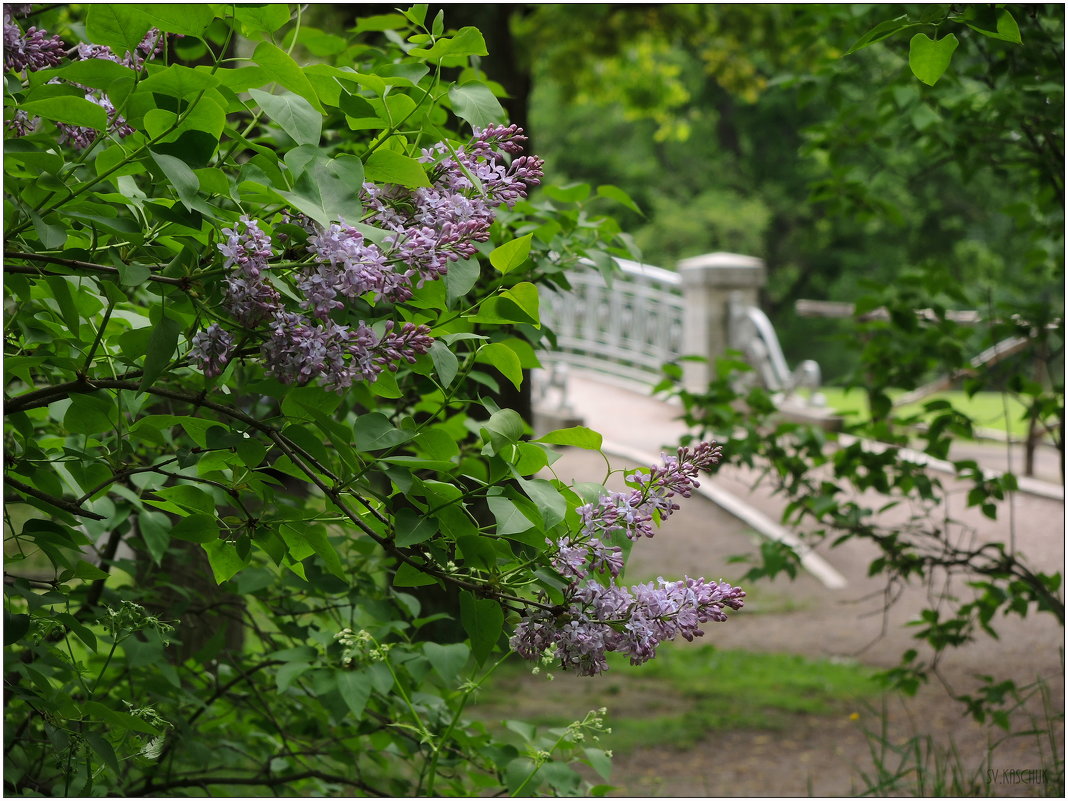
left=677, top=252, right=766, bottom=288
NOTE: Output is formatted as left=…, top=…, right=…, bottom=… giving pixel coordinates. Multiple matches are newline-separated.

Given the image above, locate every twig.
left=4, top=252, right=187, bottom=286
left=5, top=476, right=106, bottom=520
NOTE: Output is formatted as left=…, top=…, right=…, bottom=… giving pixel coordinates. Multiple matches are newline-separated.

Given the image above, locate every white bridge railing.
left=537, top=252, right=823, bottom=406
left=540, top=258, right=685, bottom=387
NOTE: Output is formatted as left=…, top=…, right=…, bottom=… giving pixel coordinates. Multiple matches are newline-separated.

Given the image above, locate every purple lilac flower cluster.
left=190, top=216, right=434, bottom=389
left=298, top=124, right=545, bottom=311
left=4, top=7, right=160, bottom=148
left=188, top=324, right=234, bottom=378
left=3, top=5, right=64, bottom=73
left=510, top=442, right=745, bottom=676
left=188, top=126, right=543, bottom=388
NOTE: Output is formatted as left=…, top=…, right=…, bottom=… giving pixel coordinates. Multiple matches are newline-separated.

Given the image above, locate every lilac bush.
left=512, top=442, right=745, bottom=676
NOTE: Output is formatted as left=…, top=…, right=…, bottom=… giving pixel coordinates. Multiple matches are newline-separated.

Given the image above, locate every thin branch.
left=5, top=476, right=106, bottom=520
left=74, top=457, right=181, bottom=505
left=4, top=252, right=187, bottom=286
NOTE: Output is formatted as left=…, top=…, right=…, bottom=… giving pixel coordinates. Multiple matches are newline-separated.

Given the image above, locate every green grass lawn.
left=816, top=388, right=1035, bottom=438
left=469, top=645, right=881, bottom=755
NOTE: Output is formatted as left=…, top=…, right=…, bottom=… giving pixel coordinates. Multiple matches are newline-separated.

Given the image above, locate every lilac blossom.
left=74, top=28, right=161, bottom=71
left=304, top=221, right=412, bottom=310
left=3, top=6, right=64, bottom=73
left=220, top=216, right=281, bottom=327
left=511, top=442, right=741, bottom=676
left=510, top=574, right=745, bottom=677
left=189, top=324, right=234, bottom=378
left=259, top=313, right=431, bottom=389
left=6, top=108, right=37, bottom=136
left=307, top=125, right=544, bottom=298
left=55, top=91, right=134, bottom=147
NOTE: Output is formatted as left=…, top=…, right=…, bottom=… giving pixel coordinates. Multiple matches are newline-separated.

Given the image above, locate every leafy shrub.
left=3, top=5, right=742, bottom=796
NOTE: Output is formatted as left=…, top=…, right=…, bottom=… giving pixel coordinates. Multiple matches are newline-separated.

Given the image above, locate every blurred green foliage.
left=516, top=3, right=1064, bottom=383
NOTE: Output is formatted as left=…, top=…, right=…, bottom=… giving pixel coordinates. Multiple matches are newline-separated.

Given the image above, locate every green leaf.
left=72, top=559, right=109, bottom=581
left=139, top=64, right=219, bottom=99
left=483, top=407, right=524, bottom=446
left=137, top=510, right=171, bottom=564
left=48, top=58, right=135, bottom=92
left=908, top=33, right=959, bottom=86
left=117, top=262, right=151, bottom=285
left=136, top=5, right=214, bottom=36
left=993, top=10, right=1022, bottom=44
left=535, top=426, right=603, bottom=450
left=457, top=533, right=496, bottom=570
left=138, top=312, right=180, bottom=390
left=596, top=184, right=643, bottom=215
left=410, top=26, right=488, bottom=59
left=29, top=211, right=66, bottom=249
left=516, top=477, right=567, bottom=529
left=489, top=233, right=533, bottom=274
left=487, top=495, right=537, bottom=537
left=247, top=88, right=322, bottom=146
left=544, top=183, right=590, bottom=203
left=280, top=383, right=344, bottom=418
left=149, top=150, right=203, bottom=212
left=444, top=256, right=480, bottom=306
left=64, top=393, right=115, bottom=435
left=202, top=539, right=248, bottom=583
left=363, top=149, right=430, bottom=188
left=395, top=508, right=438, bottom=546
left=169, top=514, right=219, bottom=544
left=448, top=82, right=505, bottom=128
left=85, top=5, right=152, bottom=53
left=278, top=154, right=364, bottom=227
left=459, top=591, right=503, bottom=665
left=393, top=560, right=439, bottom=587
left=966, top=9, right=1023, bottom=43
left=428, top=340, right=458, bottom=387
left=3, top=612, right=30, bottom=646
left=276, top=661, right=311, bottom=692
left=352, top=13, right=407, bottom=33
left=336, top=669, right=373, bottom=717
left=253, top=41, right=324, bottom=111
left=502, top=282, right=540, bottom=325
left=424, top=641, right=470, bottom=685
left=85, top=732, right=120, bottom=776
left=45, top=275, right=80, bottom=331
left=476, top=342, right=523, bottom=390
left=19, top=97, right=108, bottom=131
left=235, top=4, right=293, bottom=35
left=355, top=412, right=412, bottom=451
left=155, top=484, right=214, bottom=514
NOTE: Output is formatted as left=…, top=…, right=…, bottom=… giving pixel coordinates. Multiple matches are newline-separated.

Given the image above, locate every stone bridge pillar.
left=678, top=252, right=766, bottom=391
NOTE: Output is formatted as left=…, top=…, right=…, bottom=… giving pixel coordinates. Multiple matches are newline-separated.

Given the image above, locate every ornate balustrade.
left=540, top=258, right=685, bottom=388
left=537, top=251, right=823, bottom=406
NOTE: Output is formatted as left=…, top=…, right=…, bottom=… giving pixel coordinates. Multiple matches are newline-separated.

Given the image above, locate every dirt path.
left=521, top=376, right=1065, bottom=796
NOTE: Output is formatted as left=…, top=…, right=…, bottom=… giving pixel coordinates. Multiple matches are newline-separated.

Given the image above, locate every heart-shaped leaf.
left=909, top=33, right=959, bottom=86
